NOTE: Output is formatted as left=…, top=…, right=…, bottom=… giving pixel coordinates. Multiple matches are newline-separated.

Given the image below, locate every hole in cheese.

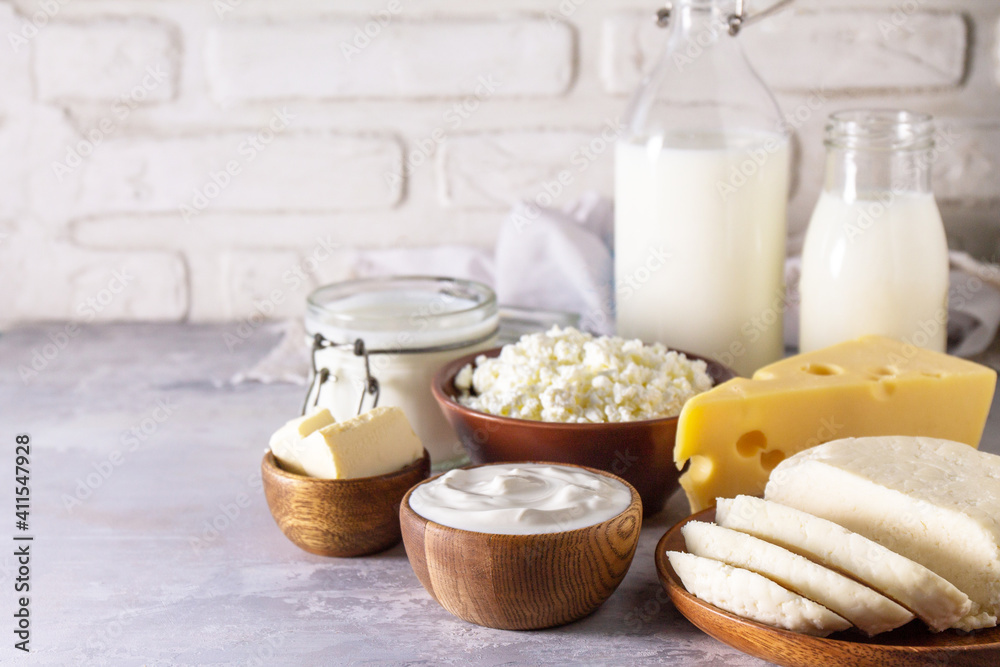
left=759, top=449, right=785, bottom=471
left=736, top=430, right=768, bottom=457
left=871, top=380, right=897, bottom=400
left=871, top=366, right=899, bottom=377
left=801, top=363, right=844, bottom=376
left=686, top=455, right=714, bottom=483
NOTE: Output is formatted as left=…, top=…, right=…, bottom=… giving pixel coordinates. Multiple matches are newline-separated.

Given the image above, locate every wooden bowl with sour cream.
left=399, top=461, right=643, bottom=630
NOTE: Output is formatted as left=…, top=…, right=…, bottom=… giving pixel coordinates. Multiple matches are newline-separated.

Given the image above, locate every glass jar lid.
left=305, top=276, right=498, bottom=351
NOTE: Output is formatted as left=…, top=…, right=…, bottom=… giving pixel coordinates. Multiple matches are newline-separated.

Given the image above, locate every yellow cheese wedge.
left=675, top=335, right=996, bottom=512
left=269, top=408, right=337, bottom=475
left=296, top=406, right=424, bottom=479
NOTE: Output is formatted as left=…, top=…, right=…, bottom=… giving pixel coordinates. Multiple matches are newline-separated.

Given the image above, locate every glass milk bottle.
left=799, top=110, right=948, bottom=353
left=615, top=0, right=791, bottom=378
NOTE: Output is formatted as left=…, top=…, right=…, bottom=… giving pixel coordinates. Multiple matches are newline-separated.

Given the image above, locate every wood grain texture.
left=400, top=462, right=643, bottom=630
left=655, top=508, right=1000, bottom=667
left=261, top=450, right=430, bottom=557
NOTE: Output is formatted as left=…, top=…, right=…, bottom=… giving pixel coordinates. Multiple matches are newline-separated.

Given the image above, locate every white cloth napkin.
left=234, top=195, right=1000, bottom=385
left=496, top=192, right=615, bottom=335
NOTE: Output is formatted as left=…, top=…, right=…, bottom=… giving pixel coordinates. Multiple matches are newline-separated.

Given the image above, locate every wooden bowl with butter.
left=262, top=450, right=430, bottom=557
left=399, top=461, right=643, bottom=630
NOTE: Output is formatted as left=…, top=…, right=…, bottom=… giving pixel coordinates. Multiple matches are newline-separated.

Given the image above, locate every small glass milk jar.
left=304, top=277, right=499, bottom=469
left=799, top=110, right=949, bottom=353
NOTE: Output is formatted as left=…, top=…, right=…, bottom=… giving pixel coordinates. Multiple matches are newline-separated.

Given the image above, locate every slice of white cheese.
left=681, top=520, right=913, bottom=636
left=764, top=436, right=1000, bottom=630
left=716, top=495, right=973, bottom=632
left=295, top=406, right=424, bottom=479
left=269, top=408, right=337, bottom=475
left=666, top=551, right=851, bottom=636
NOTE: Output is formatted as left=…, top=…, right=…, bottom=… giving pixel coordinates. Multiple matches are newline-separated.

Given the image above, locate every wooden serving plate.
left=655, top=508, right=1000, bottom=667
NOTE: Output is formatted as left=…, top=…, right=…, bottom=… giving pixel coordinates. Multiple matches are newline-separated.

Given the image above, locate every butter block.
left=681, top=520, right=913, bottom=636
left=675, top=335, right=996, bottom=511
left=666, top=551, right=851, bottom=636
left=716, top=495, right=973, bottom=632
left=295, top=406, right=424, bottom=479
left=765, top=436, right=1000, bottom=630
left=269, top=408, right=337, bottom=475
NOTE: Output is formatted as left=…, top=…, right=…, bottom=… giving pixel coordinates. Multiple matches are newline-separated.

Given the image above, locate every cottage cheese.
left=455, top=327, right=713, bottom=423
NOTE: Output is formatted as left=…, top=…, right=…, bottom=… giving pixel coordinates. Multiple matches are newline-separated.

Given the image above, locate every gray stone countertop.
left=2, top=323, right=998, bottom=666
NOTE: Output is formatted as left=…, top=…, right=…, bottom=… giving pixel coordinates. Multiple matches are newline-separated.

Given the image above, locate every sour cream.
left=408, top=463, right=633, bottom=535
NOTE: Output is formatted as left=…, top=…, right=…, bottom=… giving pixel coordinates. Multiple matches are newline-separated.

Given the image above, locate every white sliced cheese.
left=268, top=408, right=337, bottom=475
left=716, top=495, right=973, bottom=632
left=681, top=520, right=913, bottom=636
left=764, top=436, right=1000, bottom=631
left=666, top=551, right=851, bottom=637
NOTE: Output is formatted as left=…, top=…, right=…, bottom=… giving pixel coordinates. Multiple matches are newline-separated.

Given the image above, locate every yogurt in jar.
left=305, top=277, right=498, bottom=469
left=408, top=463, right=634, bottom=534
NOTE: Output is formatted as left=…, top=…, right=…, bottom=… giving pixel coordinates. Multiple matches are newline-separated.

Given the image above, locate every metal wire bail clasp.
left=655, top=0, right=794, bottom=36
left=301, top=333, right=380, bottom=417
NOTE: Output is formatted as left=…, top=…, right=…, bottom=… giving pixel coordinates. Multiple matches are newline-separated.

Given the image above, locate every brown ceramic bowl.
left=431, top=348, right=737, bottom=515
left=261, top=450, right=430, bottom=557
left=400, top=461, right=643, bottom=630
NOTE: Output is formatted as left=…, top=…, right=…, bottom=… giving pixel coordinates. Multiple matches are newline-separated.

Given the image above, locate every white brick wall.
left=75, top=129, right=402, bottom=216
left=438, top=128, right=619, bottom=209
left=206, top=18, right=575, bottom=102
left=934, top=120, right=1000, bottom=203
left=601, top=9, right=968, bottom=95
left=35, top=18, right=179, bottom=103
left=1, top=0, right=999, bottom=324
